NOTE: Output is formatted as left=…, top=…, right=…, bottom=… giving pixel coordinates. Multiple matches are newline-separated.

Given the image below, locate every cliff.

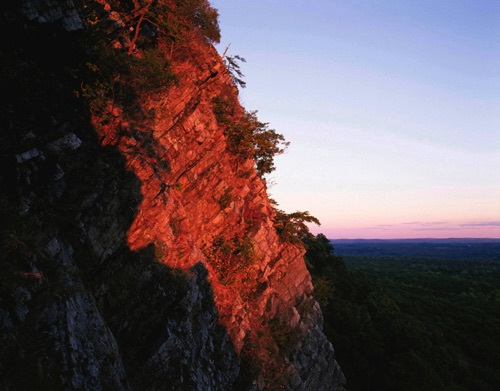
left=0, top=1, right=345, bottom=389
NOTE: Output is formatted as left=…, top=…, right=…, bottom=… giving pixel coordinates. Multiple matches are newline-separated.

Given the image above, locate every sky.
left=211, top=0, right=500, bottom=239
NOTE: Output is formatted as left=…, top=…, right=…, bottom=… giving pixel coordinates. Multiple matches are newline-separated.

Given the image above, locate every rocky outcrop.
left=0, top=1, right=345, bottom=389
left=20, top=0, right=84, bottom=31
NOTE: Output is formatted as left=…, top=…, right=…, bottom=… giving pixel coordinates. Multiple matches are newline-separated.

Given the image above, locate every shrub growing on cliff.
left=203, top=235, right=254, bottom=282
left=80, top=0, right=220, bottom=120
left=131, top=49, right=178, bottom=92
left=273, top=209, right=320, bottom=244
left=138, top=0, right=221, bottom=45
left=218, top=187, right=233, bottom=209
left=177, top=0, right=221, bottom=43
left=220, top=109, right=288, bottom=177
left=224, top=53, right=246, bottom=89
left=213, top=96, right=288, bottom=177
left=212, top=94, right=236, bottom=124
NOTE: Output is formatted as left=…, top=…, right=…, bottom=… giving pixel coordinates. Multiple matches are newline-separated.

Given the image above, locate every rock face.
left=0, top=1, right=345, bottom=389
left=20, top=0, right=84, bottom=31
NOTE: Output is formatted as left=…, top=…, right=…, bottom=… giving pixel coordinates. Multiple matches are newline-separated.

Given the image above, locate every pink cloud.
left=312, top=220, right=500, bottom=239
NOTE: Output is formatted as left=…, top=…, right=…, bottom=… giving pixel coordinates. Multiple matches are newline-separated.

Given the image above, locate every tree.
left=171, top=0, right=221, bottom=43
left=273, top=209, right=320, bottom=244
left=223, top=110, right=288, bottom=177
left=222, top=46, right=247, bottom=89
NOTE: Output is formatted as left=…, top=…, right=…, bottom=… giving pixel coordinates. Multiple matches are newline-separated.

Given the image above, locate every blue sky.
left=211, top=0, right=500, bottom=238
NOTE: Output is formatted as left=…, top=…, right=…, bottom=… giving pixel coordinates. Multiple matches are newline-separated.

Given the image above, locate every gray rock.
left=46, top=132, right=82, bottom=154
left=21, top=0, right=83, bottom=31
left=15, top=148, right=44, bottom=163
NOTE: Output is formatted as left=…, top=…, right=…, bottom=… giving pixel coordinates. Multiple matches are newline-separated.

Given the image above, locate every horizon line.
left=329, top=237, right=500, bottom=241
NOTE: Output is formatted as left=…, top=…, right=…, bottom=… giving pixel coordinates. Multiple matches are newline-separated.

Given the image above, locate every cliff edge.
left=0, top=1, right=345, bottom=389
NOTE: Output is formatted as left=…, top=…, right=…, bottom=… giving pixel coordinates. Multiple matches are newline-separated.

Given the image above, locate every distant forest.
left=330, top=238, right=500, bottom=260
left=305, top=236, right=500, bottom=391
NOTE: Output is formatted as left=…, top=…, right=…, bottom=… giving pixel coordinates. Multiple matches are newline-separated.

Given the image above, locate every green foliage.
left=251, top=122, right=288, bottom=176
left=203, top=235, right=254, bottom=281
left=80, top=0, right=221, bottom=120
left=218, top=187, right=233, bottom=209
left=302, top=233, right=337, bottom=271
left=222, top=110, right=288, bottom=177
left=175, top=0, right=221, bottom=43
left=224, top=54, right=246, bottom=88
left=273, top=209, right=320, bottom=244
left=103, top=0, right=220, bottom=48
left=81, top=79, right=113, bottom=115
left=311, top=276, right=334, bottom=308
left=131, top=49, right=178, bottom=92
left=267, top=317, right=295, bottom=356
left=213, top=97, right=288, bottom=177
left=305, top=234, right=500, bottom=391
left=169, top=218, right=182, bottom=237
left=81, top=41, right=132, bottom=114
left=136, top=0, right=220, bottom=45
left=81, top=34, right=130, bottom=115
left=154, top=240, right=169, bottom=259
left=82, top=43, right=177, bottom=118
left=212, top=95, right=235, bottom=124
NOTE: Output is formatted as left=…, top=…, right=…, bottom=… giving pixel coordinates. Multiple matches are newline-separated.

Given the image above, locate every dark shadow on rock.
left=0, top=4, right=240, bottom=389
left=86, top=245, right=241, bottom=390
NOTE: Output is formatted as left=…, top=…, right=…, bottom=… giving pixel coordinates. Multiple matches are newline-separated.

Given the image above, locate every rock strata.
left=0, top=1, right=345, bottom=389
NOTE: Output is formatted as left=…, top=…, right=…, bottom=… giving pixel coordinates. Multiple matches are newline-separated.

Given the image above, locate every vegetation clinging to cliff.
left=227, top=110, right=288, bottom=176
left=80, top=0, right=220, bottom=121
left=274, top=208, right=321, bottom=244
left=82, top=0, right=288, bottom=181
left=213, top=95, right=289, bottom=177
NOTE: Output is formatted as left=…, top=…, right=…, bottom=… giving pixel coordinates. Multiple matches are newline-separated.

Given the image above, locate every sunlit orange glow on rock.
left=93, top=38, right=313, bottom=354
left=2, top=0, right=345, bottom=387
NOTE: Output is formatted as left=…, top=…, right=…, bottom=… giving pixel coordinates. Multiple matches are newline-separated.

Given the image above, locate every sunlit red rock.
left=89, top=7, right=343, bottom=387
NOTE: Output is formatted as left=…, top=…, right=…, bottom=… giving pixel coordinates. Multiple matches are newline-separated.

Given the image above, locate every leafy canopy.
left=229, top=110, right=289, bottom=176
left=273, top=208, right=320, bottom=244
left=214, top=100, right=289, bottom=177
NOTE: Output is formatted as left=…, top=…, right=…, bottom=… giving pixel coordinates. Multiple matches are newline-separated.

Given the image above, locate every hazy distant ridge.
left=331, top=238, right=500, bottom=243
left=330, top=238, right=500, bottom=260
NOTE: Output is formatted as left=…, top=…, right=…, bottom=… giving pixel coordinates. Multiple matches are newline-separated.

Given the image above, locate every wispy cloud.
left=460, top=221, right=500, bottom=227
left=402, top=221, right=448, bottom=226
left=366, top=224, right=396, bottom=229
left=415, top=227, right=461, bottom=231
left=363, top=220, right=500, bottom=235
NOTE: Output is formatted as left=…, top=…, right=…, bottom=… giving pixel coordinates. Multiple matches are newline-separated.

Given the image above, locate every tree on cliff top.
left=178, top=0, right=221, bottom=43
left=273, top=209, right=321, bottom=244
left=129, top=0, right=221, bottom=48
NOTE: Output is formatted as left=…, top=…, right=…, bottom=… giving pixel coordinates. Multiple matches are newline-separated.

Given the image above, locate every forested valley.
left=305, top=235, right=500, bottom=391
